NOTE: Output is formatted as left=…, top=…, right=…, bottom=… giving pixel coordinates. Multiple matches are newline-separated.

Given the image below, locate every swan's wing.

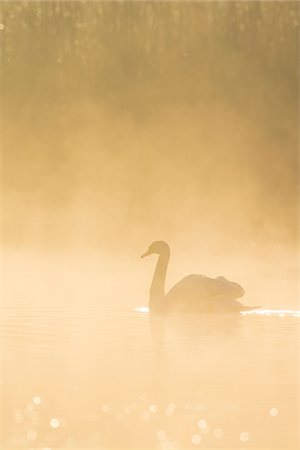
left=165, top=275, right=217, bottom=301
left=214, top=276, right=245, bottom=299
left=165, top=274, right=244, bottom=303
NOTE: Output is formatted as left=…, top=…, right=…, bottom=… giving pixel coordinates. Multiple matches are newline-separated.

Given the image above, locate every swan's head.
left=141, top=241, right=170, bottom=258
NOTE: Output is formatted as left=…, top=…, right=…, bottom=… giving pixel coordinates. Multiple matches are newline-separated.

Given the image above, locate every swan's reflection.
left=147, top=308, right=244, bottom=402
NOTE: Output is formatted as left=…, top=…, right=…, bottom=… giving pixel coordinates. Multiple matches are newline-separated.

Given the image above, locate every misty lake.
left=1, top=1, right=299, bottom=449
left=1, top=303, right=298, bottom=449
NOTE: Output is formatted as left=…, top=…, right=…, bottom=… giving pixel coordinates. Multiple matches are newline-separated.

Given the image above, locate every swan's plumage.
left=166, top=274, right=244, bottom=302
left=142, top=241, right=260, bottom=313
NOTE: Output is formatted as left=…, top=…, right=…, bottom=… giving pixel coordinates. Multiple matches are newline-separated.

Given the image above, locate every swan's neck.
left=149, top=251, right=170, bottom=311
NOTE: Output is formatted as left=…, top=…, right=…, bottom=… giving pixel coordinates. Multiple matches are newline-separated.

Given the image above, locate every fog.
left=1, top=1, right=299, bottom=307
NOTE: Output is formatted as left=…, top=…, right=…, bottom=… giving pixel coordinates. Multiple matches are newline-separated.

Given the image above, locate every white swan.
left=141, top=241, right=260, bottom=313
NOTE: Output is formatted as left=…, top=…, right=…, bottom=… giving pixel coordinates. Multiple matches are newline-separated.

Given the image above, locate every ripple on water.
left=242, top=309, right=300, bottom=317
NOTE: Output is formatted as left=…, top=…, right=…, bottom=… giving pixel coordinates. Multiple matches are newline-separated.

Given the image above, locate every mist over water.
left=0, top=1, right=299, bottom=449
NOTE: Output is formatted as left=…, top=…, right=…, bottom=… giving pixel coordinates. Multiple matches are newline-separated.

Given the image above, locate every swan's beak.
left=141, top=249, right=152, bottom=258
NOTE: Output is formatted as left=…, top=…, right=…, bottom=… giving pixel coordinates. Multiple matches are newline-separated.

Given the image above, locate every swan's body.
left=141, top=241, right=260, bottom=313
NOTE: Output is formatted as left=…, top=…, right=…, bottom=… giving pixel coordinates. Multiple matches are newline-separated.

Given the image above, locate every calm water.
left=0, top=304, right=299, bottom=449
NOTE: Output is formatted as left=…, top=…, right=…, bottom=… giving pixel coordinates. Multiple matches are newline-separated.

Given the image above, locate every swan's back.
left=164, top=274, right=245, bottom=313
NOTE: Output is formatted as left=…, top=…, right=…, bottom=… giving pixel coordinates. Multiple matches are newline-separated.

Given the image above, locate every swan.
left=141, top=241, right=260, bottom=313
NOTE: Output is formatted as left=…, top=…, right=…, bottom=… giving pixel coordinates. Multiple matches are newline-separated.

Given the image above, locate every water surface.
left=1, top=304, right=299, bottom=449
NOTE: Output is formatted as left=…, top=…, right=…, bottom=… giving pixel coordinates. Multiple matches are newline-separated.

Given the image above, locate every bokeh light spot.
left=192, top=433, right=202, bottom=444
left=270, top=407, right=278, bottom=416
left=14, top=411, right=23, bottom=424
left=198, top=419, right=207, bottom=429
left=142, top=410, right=151, bottom=420
left=240, top=431, right=250, bottom=442
left=157, top=430, right=167, bottom=440
left=149, top=404, right=158, bottom=413
left=101, top=404, right=111, bottom=413
left=50, top=418, right=60, bottom=429
left=26, top=403, right=34, bottom=412
left=198, top=419, right=210, bottom=433
left=214, top=428, right=223, bottom=438
left=33, top=396, right=42, bottom=405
